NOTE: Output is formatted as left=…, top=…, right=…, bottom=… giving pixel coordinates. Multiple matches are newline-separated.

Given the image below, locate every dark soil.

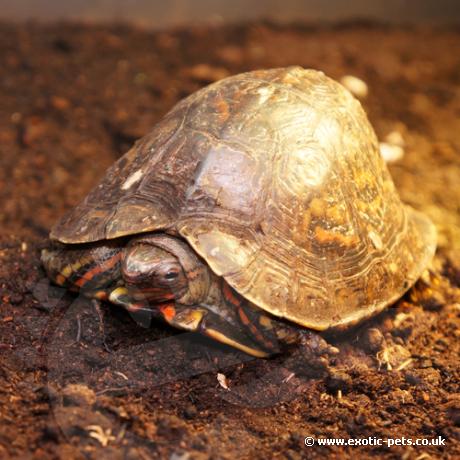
left=1, top=21, right=460, bottom=459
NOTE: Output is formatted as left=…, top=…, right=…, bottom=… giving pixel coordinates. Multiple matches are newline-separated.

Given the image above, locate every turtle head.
left=122, top=234, right=210, bottom=305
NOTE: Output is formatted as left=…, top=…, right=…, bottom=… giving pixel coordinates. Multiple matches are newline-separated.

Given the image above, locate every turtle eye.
left=164, top=271, right=179, bottom=281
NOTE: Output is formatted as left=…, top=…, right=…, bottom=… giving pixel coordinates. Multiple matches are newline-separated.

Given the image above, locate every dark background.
left=1, top=0, right=460, bottom=26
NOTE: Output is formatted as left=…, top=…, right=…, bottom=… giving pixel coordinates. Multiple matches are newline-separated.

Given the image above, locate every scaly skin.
left=42, top=233, right=301, bottom=357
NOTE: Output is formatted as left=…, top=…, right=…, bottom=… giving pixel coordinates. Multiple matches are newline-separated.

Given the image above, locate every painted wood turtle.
left=42, top=67, right=437, bottom=357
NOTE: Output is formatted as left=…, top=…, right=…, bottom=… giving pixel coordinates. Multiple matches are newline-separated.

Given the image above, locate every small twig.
left=282, top=372, right=295, bottom=384
left=92, top=299, right=111, bottom=353
left=396, top=358, right=413, bottom=371
left=114, top=371, right=129, bottom=381
left=96, top=386, right=129, bottom=396
left=115, top=423, right=127, bottom=443
left=76, top=315, right=82, bottom=343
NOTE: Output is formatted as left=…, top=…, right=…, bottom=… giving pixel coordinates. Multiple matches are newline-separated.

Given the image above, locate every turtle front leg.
left=156, top=302, right=276, bottom=358
left=98, top=281, right=277, bottom=357
left=156, top=279, right=302, bottom=358
left=41, top=241, right=124, bottom=300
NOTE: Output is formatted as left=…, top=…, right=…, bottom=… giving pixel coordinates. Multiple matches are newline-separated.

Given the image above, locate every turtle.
left=41, top=66, right=437, bottom=357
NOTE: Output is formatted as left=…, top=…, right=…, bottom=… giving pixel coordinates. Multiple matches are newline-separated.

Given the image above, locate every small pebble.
left=9, top=294, right=23, bottom=305
left=340, top=75, right=368, bottom=98
left=289, top=432, right=304, bottom=445
left=360, top=327, right=385, bottom=353
left=445, top=397, right=460, bottom=426
left=170, top=452, right=190, bottom=460
left=62, top=384, right=96, bottom=407
left=11, top=112, right=22, bottom=123
left=422, top=290, right=445, bottom=311
left=355, top=413, right=367, bottom=425
left=404, top=371, right=422, bottom=386
left=217, top=45, right=243, bottom=64
left=185, top=64, right=229, bottom=83
left=217, top=373, right=229, bottom=390
left=42, top=424, right=60, bottom=442
left=19, top=116, right=48, bottom=146
left=325, top=370, right=352, bottom=393
left=379, top=142, right=404, bottom=163
left=384, top=130, right=405, bottom=147
left=183, top=404, right=198, bottom=419
left=50, top=96, right=70, bottom=110
left=285, top=449, right=302, bottom=460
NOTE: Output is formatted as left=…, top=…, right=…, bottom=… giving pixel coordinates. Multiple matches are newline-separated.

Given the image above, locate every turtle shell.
left=51, top=67, right=436, bottom=330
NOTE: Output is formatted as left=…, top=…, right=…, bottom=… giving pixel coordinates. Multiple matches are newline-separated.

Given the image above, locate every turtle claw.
left=108, top=286, right=158, bottom=328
